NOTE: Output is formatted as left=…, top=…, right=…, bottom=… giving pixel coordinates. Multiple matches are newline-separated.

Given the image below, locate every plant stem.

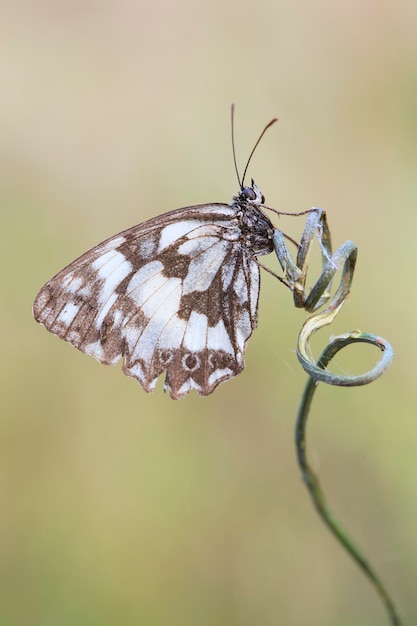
left=295, top=333, right=401, bottom=625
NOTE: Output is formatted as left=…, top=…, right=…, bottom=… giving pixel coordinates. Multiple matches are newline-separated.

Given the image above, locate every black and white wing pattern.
left=33, top=185, right=275, bottom=399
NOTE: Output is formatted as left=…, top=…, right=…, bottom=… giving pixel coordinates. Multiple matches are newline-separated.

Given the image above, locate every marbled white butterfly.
left=33, top=109, right=282, bottom=399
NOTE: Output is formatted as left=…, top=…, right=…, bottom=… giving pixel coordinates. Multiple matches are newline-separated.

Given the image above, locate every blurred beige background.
left=1, top=1, right=416, bottom=624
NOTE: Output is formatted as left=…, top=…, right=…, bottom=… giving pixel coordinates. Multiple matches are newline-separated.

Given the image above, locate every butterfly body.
left=34, top=182, right=275, bottom=399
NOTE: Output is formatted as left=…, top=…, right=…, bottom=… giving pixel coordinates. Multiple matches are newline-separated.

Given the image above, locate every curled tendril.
left=271, top=208, right=399, bottom=625
left=295, top=234, right=394, bottom=386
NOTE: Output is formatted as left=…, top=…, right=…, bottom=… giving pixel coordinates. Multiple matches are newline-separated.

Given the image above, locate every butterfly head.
left=238, top=180, right=265, bottom=206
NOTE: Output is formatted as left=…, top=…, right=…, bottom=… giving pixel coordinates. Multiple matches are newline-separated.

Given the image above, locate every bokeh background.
left=2, top=1, right=416, bottom=624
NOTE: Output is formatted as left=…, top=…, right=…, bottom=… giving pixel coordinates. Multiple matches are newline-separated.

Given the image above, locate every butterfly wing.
left=33, top=204, right=261, bottom=399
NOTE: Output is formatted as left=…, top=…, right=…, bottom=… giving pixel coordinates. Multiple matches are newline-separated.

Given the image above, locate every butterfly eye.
left=242, top=187, right=257, bottom=200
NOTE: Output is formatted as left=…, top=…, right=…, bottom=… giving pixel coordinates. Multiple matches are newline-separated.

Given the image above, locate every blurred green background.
left=1, top=1, right=416, bottom=624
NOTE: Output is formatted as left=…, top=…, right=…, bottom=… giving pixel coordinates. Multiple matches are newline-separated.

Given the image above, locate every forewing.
left=34, top=203, right=261, bottom=398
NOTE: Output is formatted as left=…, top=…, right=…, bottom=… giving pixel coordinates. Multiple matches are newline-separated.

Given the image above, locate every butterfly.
left=33, top=109, right=281, bottom=399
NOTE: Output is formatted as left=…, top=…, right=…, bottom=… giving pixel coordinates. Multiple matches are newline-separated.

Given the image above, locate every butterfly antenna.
left=241, top=116, right=278, bottom=188
left=231, top=103, right=242, bottom=188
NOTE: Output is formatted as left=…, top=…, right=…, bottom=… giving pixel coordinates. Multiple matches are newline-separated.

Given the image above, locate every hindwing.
left=34, top=203, right=262, bottom=399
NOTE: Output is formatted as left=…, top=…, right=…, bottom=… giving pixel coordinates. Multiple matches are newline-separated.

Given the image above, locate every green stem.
left=271, top=207, right=399, bottom=621
left=295, top=333, right=401, bottom=625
